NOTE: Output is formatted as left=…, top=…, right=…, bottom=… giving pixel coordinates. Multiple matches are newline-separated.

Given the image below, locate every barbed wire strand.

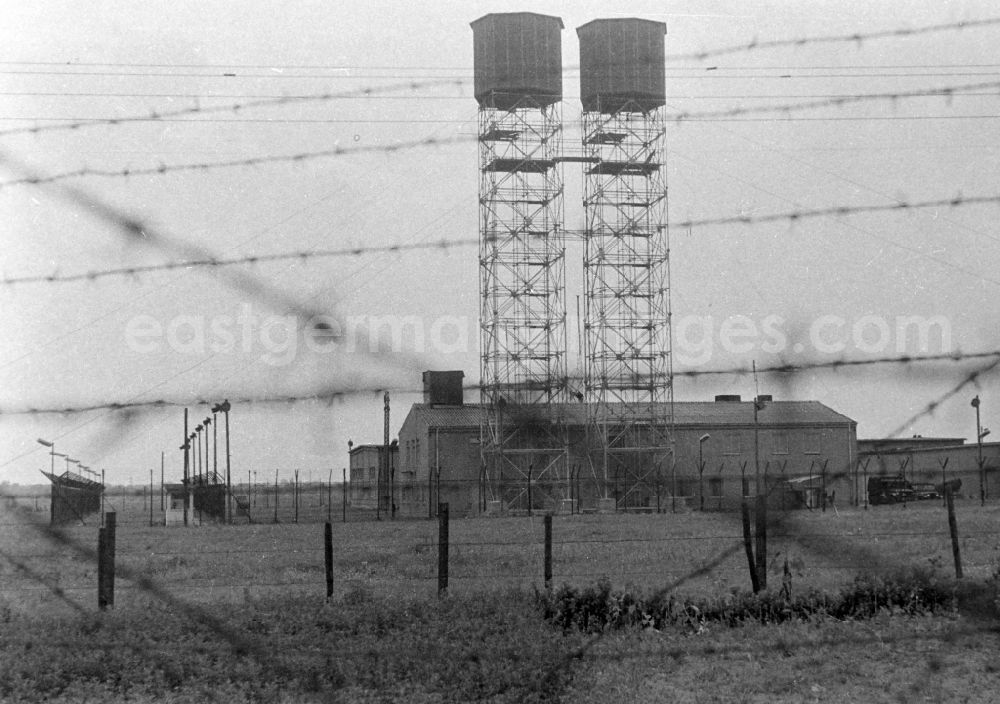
left=0, top=238, right=479, bottom=286
left=886, top=355, right=1000, bottom=437
left=666, top=79, right=1000, bottom=122
left=3, top=79, right=999, bottom=190
left=0, top=133, right=473, bottom=189
left=0, top=149, right=444, bottom=382
left=664, top=17, right=1000, bottom=62
left=0, top=78, right=466, bottom=140
left=2, top=349, right=997, bottom=416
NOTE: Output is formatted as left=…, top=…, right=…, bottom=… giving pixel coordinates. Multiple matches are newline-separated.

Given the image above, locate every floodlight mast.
left=37, top=438, right=55, bottom=476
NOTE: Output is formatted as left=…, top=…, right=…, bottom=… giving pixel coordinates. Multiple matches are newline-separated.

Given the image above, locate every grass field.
left=1, top=497, right=998, bottom=701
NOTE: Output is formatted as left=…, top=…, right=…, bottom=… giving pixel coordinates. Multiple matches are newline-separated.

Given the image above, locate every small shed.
left=163, top=483, right=191, bottom=526
left=773, top=476, right=828, bottom=510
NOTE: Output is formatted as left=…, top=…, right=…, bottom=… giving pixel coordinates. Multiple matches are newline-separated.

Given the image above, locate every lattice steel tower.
left=577, top=19, right=672, bottom=510
left=472, top=13, right=569, bottom=512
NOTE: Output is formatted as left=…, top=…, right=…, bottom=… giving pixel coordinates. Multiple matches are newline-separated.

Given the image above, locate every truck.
left=867, top=475, right=915, bottom=505
left=867, top=475, right=944, bottom=505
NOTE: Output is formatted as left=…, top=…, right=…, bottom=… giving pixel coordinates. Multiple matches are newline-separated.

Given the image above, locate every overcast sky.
left=1, top=1, right=997, bottom=485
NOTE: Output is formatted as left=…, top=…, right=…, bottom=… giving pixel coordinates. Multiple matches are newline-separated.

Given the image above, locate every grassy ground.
left=3, top=498, right=998, bottom=613
left=560, top=613, right=1000, bottom=703
left=1, top=499, right=999, bottom=701
left=0, top=588, right=997, bottom=703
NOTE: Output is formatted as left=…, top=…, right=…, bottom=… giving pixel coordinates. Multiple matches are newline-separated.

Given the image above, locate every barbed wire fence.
left=2, top=14, right=1000, bottom=701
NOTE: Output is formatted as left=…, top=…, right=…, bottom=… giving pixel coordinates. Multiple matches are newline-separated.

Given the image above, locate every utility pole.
left=753, top=361, right=763, bottom=495
left=212, top=401, right=232, bottom=523
left=385, top=391, right=393, bottom=520
left=182, top=409, right=190, bottom=526
left=972, top=396, right=988, bottom=505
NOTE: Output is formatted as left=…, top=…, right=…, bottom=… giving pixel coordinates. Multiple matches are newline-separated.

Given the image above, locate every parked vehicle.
left=867, top=475, right=915, bottom=505
left=911, top=483, right=941, bottom=501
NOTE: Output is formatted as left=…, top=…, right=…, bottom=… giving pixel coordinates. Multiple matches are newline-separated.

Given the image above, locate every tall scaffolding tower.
left=472, top=13, right=569, bottom=512
left=578, top=19, right=673, bottom=510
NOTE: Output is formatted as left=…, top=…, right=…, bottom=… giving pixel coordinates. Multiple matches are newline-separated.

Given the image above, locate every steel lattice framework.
left=582, top=100, right=672, bottom=510
left=479, top=94, right=569, bottom=513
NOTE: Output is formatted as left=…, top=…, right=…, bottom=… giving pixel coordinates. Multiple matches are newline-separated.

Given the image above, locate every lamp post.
left=212, top=400, right=231, bottom=523
left=973, top=396, right=985, bottom=505
left=699, top=433, right=710, bottom=511
left=203, top=417, right=212, bottom=483
left=195, top=424, right=203, bottom=484
left=37, top=438, right=56, bottom=477
left=211, top=410, right=218, bottom=482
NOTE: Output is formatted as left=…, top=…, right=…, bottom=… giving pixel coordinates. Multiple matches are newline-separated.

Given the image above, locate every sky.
left=1, top=1, right=998, bottom=485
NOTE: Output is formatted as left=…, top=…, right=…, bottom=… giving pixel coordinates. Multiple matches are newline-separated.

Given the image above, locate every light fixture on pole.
left=37, top=438, right=55, bottom=477
left=212, top=400, right=232, bottom=523
left=203, top=417, right=212, bottom=483
left=212, top=399, right=233, bottom=523
left=195, top=424, right=203, bottom=484
left=973, top=396, right=985, bottom=505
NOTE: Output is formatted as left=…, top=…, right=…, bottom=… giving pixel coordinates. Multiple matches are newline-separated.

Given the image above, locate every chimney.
left=422, top=371, right=465, bottom=406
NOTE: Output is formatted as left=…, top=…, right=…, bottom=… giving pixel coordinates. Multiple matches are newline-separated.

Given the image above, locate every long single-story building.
left=392, top=371, right=858, bottom=516
left=858, top=436, right=1000, bottom=501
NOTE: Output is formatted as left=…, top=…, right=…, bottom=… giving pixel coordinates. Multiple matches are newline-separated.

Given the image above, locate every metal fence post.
left=438, top=502, right=449, bottom=596
left=98, top=511, right=116, bottom=610
left=946, top=486, right=963, bottom=579
left=324, top=521, right=334, bottom=599
left=544, top=513, right=552, bottom=590
left=741, top=500, right=759, bottom=594
left=755, top=494, right=767, bottom=591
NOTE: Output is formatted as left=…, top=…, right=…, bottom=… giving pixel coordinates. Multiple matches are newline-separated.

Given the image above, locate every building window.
left=804, top=430, right=821, bottom=455
left=708, top=477, right=723, bottom=498
left=723, top=432, right=741, bottom=455
left=368, top=467, right=376, bottom=482
left=773, top=430, right=789, bottom=455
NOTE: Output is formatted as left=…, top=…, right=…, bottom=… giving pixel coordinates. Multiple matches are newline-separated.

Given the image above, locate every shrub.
left=535, top=568, right=958, bottom=634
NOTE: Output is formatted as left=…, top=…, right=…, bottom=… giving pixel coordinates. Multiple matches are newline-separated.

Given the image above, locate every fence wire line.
left=663, top=16, right=1000, bottom=62
left=1, top=499, right=995, bottom=700
left=886, top=355, right=1000, bottom=438
left=4, top=515, right=321, bottom=680
left=3, top=78, right=999, bottom=190
left=0, top=238, right=479, bottom=286
left=0, top=149, right=443, bottom=383
left=664, top=79, right=1000, bottom=122
left=0, top=78, right=466, bottom=140
left=0, top=133, right=473, bottom=189
left=2, top=349, right=996, bottom=417
left=3, top=524, right=991, bottom=557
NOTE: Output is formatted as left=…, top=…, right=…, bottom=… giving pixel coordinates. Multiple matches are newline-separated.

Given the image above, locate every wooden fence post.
left=98, top=511, right=116, bottom=610
left=946, top=486, right=963, bottom=579
left=438, top=502, right=449, bottom=596
left=544, top=513, right=553, bottom=590
left=755, top=494, right=767, bottom=591
left=741, top=500, right=759, bottom=593
left=324, top=521, right=334, bottom=599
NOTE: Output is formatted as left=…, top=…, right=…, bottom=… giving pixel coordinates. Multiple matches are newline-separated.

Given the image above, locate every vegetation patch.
left=536, top=567, right=965, bottom=634
left=0, top=590, right=587, bottom=703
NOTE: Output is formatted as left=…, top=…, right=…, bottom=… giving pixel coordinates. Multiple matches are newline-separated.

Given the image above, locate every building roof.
left=404, top=400, right=855, bottom=430
left=858, top=437, right=966, bottom=453
left=350, top=444, right=398, bottom=454
left=41, top=470, right=103, bottom=491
